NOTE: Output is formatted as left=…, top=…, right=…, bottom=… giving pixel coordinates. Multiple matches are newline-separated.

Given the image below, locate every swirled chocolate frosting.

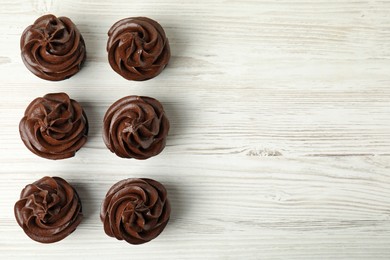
left=20, top=14, right=86, bottom=81
left=14, top=176, right=83, bottom=243
left=107, top=17, right=170, bottom=81
left=101, top=178, right=171, bottom=244
left=103, top=96, right=169, bottom=159
left=19, top=93, right=88, bottom=160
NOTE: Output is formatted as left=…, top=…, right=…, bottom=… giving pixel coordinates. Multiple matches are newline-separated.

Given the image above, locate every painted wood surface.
left=0, top=0, right=389, bottom=259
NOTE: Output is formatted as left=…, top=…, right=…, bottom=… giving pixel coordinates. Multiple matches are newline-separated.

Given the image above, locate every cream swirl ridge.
left=101, top=178, right=171, bottom=244
left=103, top=96, right=169, bottom=159
left=107, top=17, right=170, bottom=81
left=14, top=176, right=83, bottom=243
left=19, top=93, right=88, bottom=160
left=20, top=14, right=86, bottom=81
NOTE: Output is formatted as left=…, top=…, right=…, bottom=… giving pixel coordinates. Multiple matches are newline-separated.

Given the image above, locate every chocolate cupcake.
left=20, top=14, right=86, bottom=81
left=101, top=178, right=171, bottom=244
left=19, top=93, right=88, bottom=160
left=107, top=17, right=170, bottom=81
left=103, top=96, right=169, bottom=159
left=14, top=176, right=83, bottom=243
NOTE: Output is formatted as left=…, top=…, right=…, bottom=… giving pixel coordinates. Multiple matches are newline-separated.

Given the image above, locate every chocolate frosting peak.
left=101, top=178, right=171, bottom=244
left=19, top=93, right=88, bottom=160
left=14, top=176, right=83, bottom=243
left=20, top=14, right=86, bottom=81
left=107, top=17, right=170, bottom=81
left=103, top=96, right=169, bottom=159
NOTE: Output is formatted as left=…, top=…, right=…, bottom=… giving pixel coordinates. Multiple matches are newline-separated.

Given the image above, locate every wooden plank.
left=1, top=156, right=390, bottom=259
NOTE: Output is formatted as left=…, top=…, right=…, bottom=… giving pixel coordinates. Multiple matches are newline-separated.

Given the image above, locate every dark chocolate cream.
left=107, top=17, right=170, bottom=81
left=103, top=96, right=169, bottom=159
left=20, top=14, right=86, bottom=81
left=19, top=93, right=88, bottom=160
left=101, top=178, right=171, bottom=244
left=14, top=176, right=83, bottom=243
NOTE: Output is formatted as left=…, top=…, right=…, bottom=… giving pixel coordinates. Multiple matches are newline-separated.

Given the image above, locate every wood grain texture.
left=0, top=0, right=390, bottom=259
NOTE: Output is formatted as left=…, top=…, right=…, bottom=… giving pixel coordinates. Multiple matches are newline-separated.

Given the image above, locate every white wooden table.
left=1, top=0, right=390, bottom=259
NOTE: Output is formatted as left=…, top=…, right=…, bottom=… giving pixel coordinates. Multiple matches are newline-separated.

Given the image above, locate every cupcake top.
left=103, top=95, right=169, bottom=159
left=101, top=178, right=171, bottom=244
left=107, top=17, right=170, bottom=81
left=14, top=176, right=83, bottom=243
left=19, top=93, right=88, bottom=160
left=20, top=14, right=86, bottom=81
